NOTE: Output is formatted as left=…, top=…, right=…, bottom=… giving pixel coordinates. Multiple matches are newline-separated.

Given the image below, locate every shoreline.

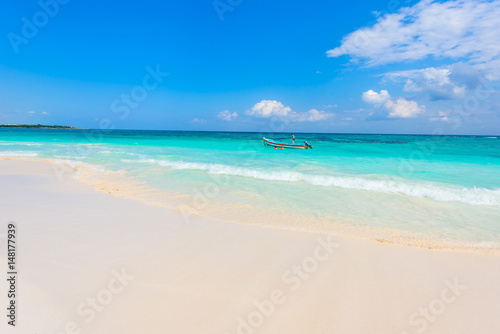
left=1, top=158, right=500, bottom=333
left=2, top=156, right=499, bottom=255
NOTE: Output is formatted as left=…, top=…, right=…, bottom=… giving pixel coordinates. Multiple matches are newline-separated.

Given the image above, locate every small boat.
left=263, top=137, right=313, bottom=149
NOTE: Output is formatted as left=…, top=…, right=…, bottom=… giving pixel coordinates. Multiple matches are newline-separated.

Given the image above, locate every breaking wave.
left=123, top=158, right=500, bottom=206
left=118, top=157, right=500, bottom=205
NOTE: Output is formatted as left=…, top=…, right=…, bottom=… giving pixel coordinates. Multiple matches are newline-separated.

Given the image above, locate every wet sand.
left=1, top=159, right=499, bottom=334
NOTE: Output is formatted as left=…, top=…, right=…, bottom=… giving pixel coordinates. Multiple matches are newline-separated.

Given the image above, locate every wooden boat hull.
left=263, top=137, right=312, bottom=149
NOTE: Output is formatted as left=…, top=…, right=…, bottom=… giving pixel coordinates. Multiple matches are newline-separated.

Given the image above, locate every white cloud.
left=294, top=109, right=333, bottom=122
left=429, top=111, right=450, bottom=122
left=26, top=110, right=50, bottom=116
left=362, top=89, right=390, bottom=105
left=323, top=104, right=337, bottom=109
left=385, top=99, right=424, bottom=118
left=191, top=118, right=207, bottom=124
left=246, top=100, right=334, bottom=122
left=383, top=63, right=486, bottom=100
left=326, top=0, right=500, bottom=78
left=362, top=89, right=424, bottom=118
left=246, top=100, right=292, bottom=118
left=217, top=110, right=238, bottom=121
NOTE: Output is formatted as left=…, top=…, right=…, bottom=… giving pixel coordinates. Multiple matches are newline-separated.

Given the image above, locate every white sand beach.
left=1, top=158, right=500, bottom=334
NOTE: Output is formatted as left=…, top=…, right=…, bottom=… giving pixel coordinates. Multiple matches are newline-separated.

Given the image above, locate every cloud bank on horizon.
left=246, top=100, right=333, bottom=122
left=204, top=100, right=333, bottom=125
left=362, top=89, right=425, bottom=119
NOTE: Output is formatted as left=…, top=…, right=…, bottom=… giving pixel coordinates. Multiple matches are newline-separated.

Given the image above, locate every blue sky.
left=0, top=0, right=499, bottom=134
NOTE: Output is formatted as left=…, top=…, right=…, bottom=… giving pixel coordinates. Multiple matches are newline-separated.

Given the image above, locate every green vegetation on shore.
left=0, top=124, right=76, bottom=129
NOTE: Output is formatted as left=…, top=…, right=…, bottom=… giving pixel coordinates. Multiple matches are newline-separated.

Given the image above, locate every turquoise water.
left=1, top=129, right=500, bottom=245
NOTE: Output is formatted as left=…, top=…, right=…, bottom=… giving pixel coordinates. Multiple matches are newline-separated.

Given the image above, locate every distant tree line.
left=0, top=124, right=76, bottom=129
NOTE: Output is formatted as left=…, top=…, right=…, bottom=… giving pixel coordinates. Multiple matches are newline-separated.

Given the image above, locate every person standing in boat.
left=291, top=133, right=295, bottom=144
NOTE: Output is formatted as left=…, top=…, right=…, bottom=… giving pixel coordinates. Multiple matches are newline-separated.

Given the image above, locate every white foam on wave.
left=122, top=157, right=157, bottom=163
left=0, top=151, right=38, bottom=157
left=0, top=142, right=43, bottom=146
left=98, top=149, right=138, bottom=155
left=54, top=155, right=88, bottom=160
left=142, top=159, right=500, bottom=206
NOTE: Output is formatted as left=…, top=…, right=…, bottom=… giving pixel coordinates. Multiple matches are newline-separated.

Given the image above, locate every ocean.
left=1, top=128, right=500, bottom=249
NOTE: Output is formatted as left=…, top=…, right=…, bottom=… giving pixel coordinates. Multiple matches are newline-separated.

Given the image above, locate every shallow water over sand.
left=1, top=129, right=500, bottom=246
